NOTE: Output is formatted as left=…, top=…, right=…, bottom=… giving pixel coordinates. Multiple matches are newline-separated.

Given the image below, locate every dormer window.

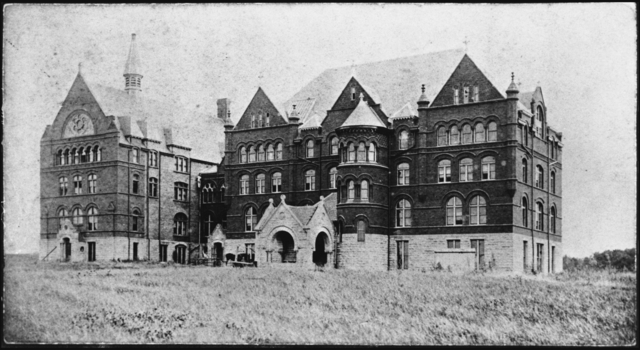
left=463, top=86, right=469, bottom=104
left=351, top=87, right=356, bottom=101
left=453, top=88, right=459, bottom=105
left=258, top=114, right=263, bottom=128
left=266, top=113, right=270, bottom=127
left=473, top=86, right=479, bottom=102
left=251, top=115, right=256, bottom=129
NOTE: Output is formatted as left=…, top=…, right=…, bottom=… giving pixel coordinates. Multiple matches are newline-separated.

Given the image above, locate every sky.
left=3, top=4, right=636, bottom=258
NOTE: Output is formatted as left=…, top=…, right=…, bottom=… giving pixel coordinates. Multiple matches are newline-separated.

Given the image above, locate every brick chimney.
left=217, top=98, right=231, bottom=120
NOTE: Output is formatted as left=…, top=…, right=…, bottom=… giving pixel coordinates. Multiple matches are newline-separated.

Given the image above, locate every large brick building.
left=41, top=35, right=563, bottom=273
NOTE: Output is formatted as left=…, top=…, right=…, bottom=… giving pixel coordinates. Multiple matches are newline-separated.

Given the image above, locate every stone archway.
left=273, top=231, right=296, bottom=263
left=313, top=232, right=330, bottom=266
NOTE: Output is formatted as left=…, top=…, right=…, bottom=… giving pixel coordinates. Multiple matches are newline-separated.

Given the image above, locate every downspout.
left=158, top=152, right=162, bottom=260
left=145, top=146, right=150, bottom=260
left=127, top=147, right=131, bottom=261
left=529, top=131, right=535, bottom=273
left=188, top=158, right=192, bottom=264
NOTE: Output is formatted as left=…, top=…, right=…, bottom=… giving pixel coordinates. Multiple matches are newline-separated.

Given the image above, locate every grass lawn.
left=3, top=254, right=636, bottom=345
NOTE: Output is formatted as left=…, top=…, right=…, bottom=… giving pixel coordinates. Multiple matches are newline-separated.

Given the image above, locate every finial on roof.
left=506, top=72, right=519, bottom=98
left=463, top=37, right=470, bottom=53
left=280, top=194, right=286, bottom=202
left=269, top=198, right=274, bottom=204
left=511, top=72, right=515, bottom=82
left=319, top=195, right=324, bottom=201
left=78, top=62, right=82, bottom=74
left=418, top=83, right=430, bottom=106
left=124, top=33, right=143, bottom=95
left=359, top=92, right=364, bottom=101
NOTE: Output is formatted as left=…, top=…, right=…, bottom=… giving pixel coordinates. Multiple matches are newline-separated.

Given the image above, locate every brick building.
left=41, top=35, right=563, bottom=273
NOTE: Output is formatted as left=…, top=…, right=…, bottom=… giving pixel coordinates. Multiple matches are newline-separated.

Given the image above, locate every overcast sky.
left=3, top=4, right=636, bottom=258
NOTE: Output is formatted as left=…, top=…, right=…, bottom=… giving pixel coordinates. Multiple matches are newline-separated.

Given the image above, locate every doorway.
left=273, top=231, right=296, bottom=263
left=313, top=233, right=329, bottom=266
left=62, top=238, right=71, bottom=262
left=471, top=239, right=485, bottom=271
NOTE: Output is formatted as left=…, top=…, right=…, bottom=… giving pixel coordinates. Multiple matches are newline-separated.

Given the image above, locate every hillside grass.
left=4, top=254, right=636, bottom=345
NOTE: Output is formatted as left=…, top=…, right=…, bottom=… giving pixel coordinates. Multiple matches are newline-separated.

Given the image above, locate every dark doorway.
left=274, top=231, right=296, bottom=263
left=133, top=242, right=139, bottom=261
left=174, top=245, right=187, bottom=264
left=313, top=233, right=328, bottom=266
left=63, top=238, right=71, bottom=262
left=88, top=242, right=96, bottom=262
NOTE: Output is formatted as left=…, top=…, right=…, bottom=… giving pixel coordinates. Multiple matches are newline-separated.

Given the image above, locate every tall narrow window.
left=446, top=197, right=463, bottom=226
left=361, top=180, right=369, bottom=201
left=173, top=213, right=187, bottom=235
left=149, top=151, right=158, bottom=167
left=536, top=243, right=544, bottom=272
left=73, top=175, right=83, bottom=194
left=59, top=177, right=68, bottom=196
left=65, top=149, right=71, bottom=165
left=57, top=150, right=64, bottom=165
left=357, top=220, right=366, bottom=242
left=87, top=207, right=98, bottom=231
left=522, top=159, right=528, bottom=183
left=329, top=167, right=338, bottom=189
left=488, top=122, right=497, bottom=142
left=271, top=172, right=282, bottom=193
left=536, top=165, right=544, bottom=188
left=348, top=143, right=355, bottom=162
left=258, top=114, right=263, bottom=128
left=251, top=115, right=256, bottom=128
left=474, top=123, right=485, bottom=143
left=535, top=107, right=544, bottom=138
left=258, top=145, right=265, bottom=162
left=397, top=163, right=410, bottom=185
left=536, top=202, right=544, bottom=230
left=399, top=130, right=409, bottom=150
left=348, top=180, right=355, bottom=200
left=462, top=124, right=472, bottom=144
left=351, top=87, right=356, bottom=101
left=453, top=88, right=459, bottom=105
left=149, top=177, right=158, bottom=197
left=72, top=207, right=83, bottom=225
left=330, top=137, right=338, bottom=155
left=523, top=241, right=528, bottom=271
left=522, top=196, right=528, bottom=227
left=239, top=147, right=247, bottom=163
left=267, top=144, right=274, bottom=161
left=255, top=174, right=265, bottom=194
left=80, top=147, right=87, bottom=163
left=438, top=160, right=451, bottom=183
left=357, top=142, right=366, bottom=162
left=88, top=174, right=97, bottom=194
left=551, top=206, right=556, bottom=233
left=305, top=170, right=316, bottom=191
left=266, top=113, right=270, bottom=127
left=396, top=200, right=412, bottom=227
left=469, top=196, right=487, bottom=225
left=437, top=127, right=447, bottom=146
left=524, top=125, right=529, bottom=145
left=240, top=175, right=249, bottom=195
left=245, top=207, right=257, bottom=231
left=204, top=212, right=215, bottom=235
left=88, top=242, right=96, bottom=262
left=482, top=156, right=496, bottom=180
left=73, top=148, right=79, bottom=164
left=174, top=182, right=188, bottom=201
left=368, top=143, right=376, bottom=162
left=450, top=126, right=460, bottom=145
left=201, top=183, right=213, bottom=203
left=397, top=241, right=409, bottom=270
left=248, top=146, right=256, bottom=162
left=132, top=148, right=139, bottom=163
left=276, top=143, right=283, bottom=160
left=551, top=171, right=556, bottom=194
left=473, top=86, right=479, bottom=102
left=132, top=174, right=139, bottom=194
left=463, top=86, right=469, bottom=103
left=459, top=158, right=473, bottom=182
left=306, top=140, right=314, bottom=158
left=58, top=208, right=68, bottom=229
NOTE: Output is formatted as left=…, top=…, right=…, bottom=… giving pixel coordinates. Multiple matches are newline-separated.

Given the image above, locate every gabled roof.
left=284, top=98, right=316, bottom=124
left=390, top=102, right=417, bottom=120
left=322, top=193, right=337, bottom=221
left=289, top=206, right=317, bottom=225
left=235, top=87, right=287, bottom=130
left=341, top=94, right=386, bottom=128
left=299, top=113, right=321, bottom=130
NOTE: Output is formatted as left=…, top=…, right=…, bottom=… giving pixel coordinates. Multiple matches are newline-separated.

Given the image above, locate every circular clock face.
left=64, top=112, right=94, bottom=138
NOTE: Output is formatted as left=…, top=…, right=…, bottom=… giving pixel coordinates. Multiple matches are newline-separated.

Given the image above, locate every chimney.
left=217, top=98, right=231, bottom=120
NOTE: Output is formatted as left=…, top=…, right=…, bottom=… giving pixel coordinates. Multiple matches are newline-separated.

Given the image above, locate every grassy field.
left=3, top=254, right=636, bottom=345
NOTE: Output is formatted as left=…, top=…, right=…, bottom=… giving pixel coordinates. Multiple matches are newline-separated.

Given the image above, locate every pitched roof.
left=322, top=193, right=337, bottom=221
left=390, top=102, right=417, bottom=120
left=289, top=206, right=317, bottom=225
left=299, top=113, right=321, bottom=130
left=285, top=48, right=465, bottom=118
left=284, top=98, right=316, bottom=124
left=341, top=94, right=386, bottom=128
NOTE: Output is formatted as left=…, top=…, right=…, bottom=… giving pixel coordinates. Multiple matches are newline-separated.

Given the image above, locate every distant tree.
left=564, top=248, right=636, bottom=272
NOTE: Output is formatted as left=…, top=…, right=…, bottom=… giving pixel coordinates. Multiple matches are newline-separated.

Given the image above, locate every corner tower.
left=124, top=33, right=142, bottom=95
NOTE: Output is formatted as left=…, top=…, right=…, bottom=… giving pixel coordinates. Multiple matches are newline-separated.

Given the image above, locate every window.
left=240, top=175, right=249, bottom=195
left=87, top=207, right=98, bottom=231
left=271, top=172, right=282, bottom=193
left=536, top=243, right=544, bottom=272
left=473, top=86, right=479, bottom=102
left=524, top=125, right=529, bottom=145
left=267, top=144, right=274, bottom=161
left=132, top=209, right=141, bottom=232
left=446, top=197, right=463, bottom=226
left=329, top=167, right=338, bottom=189
left=88, top=174, right=97, bottom=194
left=361, top=180, right=369, bottom=201
left=58, top=208, right=67, bottom=229
left=396, top=200, right=412, bottom=227
left=368, top=143, right=376, bottom=162
left=73, top=148, right=79, bottom=164
left=88, top=242, right=96, bottom=262
left=276, top=143, right=283, bottom=160
left=132, top=148, right=139, bottom=163
left=72, top=207, right=83, bottom=225
left=487, top=122, right=497, bottom=142
left=348, top=143, right=355, bottom=162
left=475, top=123, right=485, bottom=143
left=201, top=183, right=213, bottom=203
left=204, top=212, right=215, bottom=235
left=523, top=241, right=528, bottom=271
left=133, top=242, right=139, bottom=261
left=453, top=88, right=459, bottom=105
left=536, top=202, right=544, bottom=230
left=399, top=130, right=409, bottom=150
left=481, top=156, right=495, bottom=180
left=80, top=147, right=87, bottom=163
left=65, top=149, right=72, bottom=165
left=239, top=147, right=247, bottom=163
left=356, top=142, right=366, bottom=162
left=551, top=171, right=556, bottom=194
left=469, top=196, right=487, bottom=225
left=174, top=182, right=188, bottom=201
left=351, top=87, right=356, bottom=101
left=305, top=170, right=316, bottom=191
left=449, top=126, right=460, bottom=145
left=438, top=160, right=451, bottom=183
left=459, top=158, right=473, bottom=182
left=550, top=142, right=555, bottom=159
left=536, top=165, right=544, bottom=188
left=357, top=220, right=366, bottom=242
left=471, top=239, right=485, bottom=270
left=173, top=213, right=187, bottom=235
left=522, top=196, right=529, bottom=227
left=248, top=146, right=256, bottom=162
left=175, top=245, right=187, bottom=264
left=437, top=127, right=447, bottom=146
left=258, top=145, right=265, bottom=162
left=551, top=206, right=556, bottom=233
left=463, top=86, right=469, bottom=103
left=149, top=151, right=158, bottom=167
left=251, top=115, right=256, bottom=128
left=57, top=150, right=64, bottom=165
left=535, top=107, right=544, bottom=138
left=132, top=174, right=139, bottom=194
left=258, top=114, right=263, bottom=128
left=59, top=177, right=68, bottom=196
left=462, top=124, right=472, bottom=144
left=245, top=207, right=257, bottom=231
left=148, top=177, right=158, bottom=197
left=73, top=175, right=82, bottom=195
left=397, top=240, right=409, bottom=270
left=246, top=243, right=255, bottom=262
left=348, top=180, right=355, bottom=200
left=255, top=174, right=265, bottom=194
left=160, top=244, right=168, bottom=262
left=330, top=137, right=338, bottom=155
left=305, top=140, right=314, bottom=158
left=266, top=113, right=270, bottom=127
left=522, top=159, right=528, bottom=183
left=447, top=240, right=461, bottom=249
left=175, top=157, right=188, bottom=172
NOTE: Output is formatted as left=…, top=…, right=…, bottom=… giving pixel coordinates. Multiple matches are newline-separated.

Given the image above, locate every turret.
left=124, top=33, right=142, bottom=96
left=288, top=104, right=300, bottom=124
left=506, top=72, right=519, bottom=99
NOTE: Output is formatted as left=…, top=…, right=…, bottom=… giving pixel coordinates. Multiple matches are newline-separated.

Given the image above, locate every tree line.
left=563, top=248, right=636, bottom=272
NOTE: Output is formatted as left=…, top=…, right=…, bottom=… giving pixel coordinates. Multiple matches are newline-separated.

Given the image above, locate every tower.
left=124, top=33, right=142, bottom=95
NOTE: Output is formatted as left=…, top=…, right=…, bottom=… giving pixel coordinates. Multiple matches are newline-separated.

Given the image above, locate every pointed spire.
left=506, top=72, right=519, bottom=99
left=124, top=33, right=143, bottom=95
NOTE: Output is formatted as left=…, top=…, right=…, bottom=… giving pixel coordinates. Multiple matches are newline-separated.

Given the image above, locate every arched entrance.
left=273, top=231, right=296, bottom=263
left=173, top=245, right=187, bottom=264
left=313, top=232, right=329, bottom=266
left=62, top=238, right=71, bottom=262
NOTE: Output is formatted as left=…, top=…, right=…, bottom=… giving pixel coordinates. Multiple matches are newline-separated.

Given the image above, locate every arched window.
left=469, top=196, right=487, bottom=225
left=245, top=207, right=257, bottom=231
left=257, top=145, right=265, bottom=162
left=536, top=202, right=544, bottom=230
left=248, top=146, right=256, bottom=162
left=258, top=114, right=263, bottom=128
left=330, top=137, right=338, bottom=155
left=522, top=196, right=529, bottom=227
left=201, top=183, right=213, bottom=203
left=437, top=127, right=447, bottom=146
left=329, top=167, right=338, bottom=189
left=399, top=130, right=409, bottom=150
left=551, top=171, right=556, bottom=194
left=57, top=149, right=64, bottom=165
left=449, top=126, right=460, bottom=145
left=73, top=175, right=83, bottom=194
left=240, top=175, right=249, bottom=195
left=487, top=122, right=497, bottom=142
left=79, top=147, right=85, bottom=163
left=306, top=139, right=315, bottom=158
left=251, top=115, right=256, bottom=128
left=462, top=124, right=472, bottom=144
left=475, top=123, right=485, bottom=143
left=88, top=174, right=97, bottom=194
left=368, top=143, right=376, bottom=162
left=453, top=87, right=459, bottom=105
left=73, top=148, right=79, bottom=164
left=239, top=147, right=247, bottom=163
left=396, top=199, right=412, bottom=227
left=276, top=143, right=283, bottom=160
left=357, top=220, right=366, bottom=242
left=459, top=158, right=473, bottom=182
left=58, top=208, right=67, bottom=229
left=438, top=160, right=451, bottom=183
left=522, top=158, right=528, bottom=183
left=446, top=197, right=463, bottom=226
left=266, top=113, right=270, bottom=127
left=481, top=156, right=495, bottom=180
left=551, top=206, right=556, bottom=233
left=255, top=174, right=265, bottom=194
left=348, top=180, right=355, bottom=200
left=87, top=207, right=98, bottom=231
left=473, top=85, right=479, bottom=102
left=132, top=174, right=139, bottom=194
left=65, top=149, right=71, bottom=165
left=271, top=172, right=282, bottom=193
left=267, top=144, right=274, bottom=161
left=72, top=207, right=83, bottom=225
left=536, top=165, right=544, bottom=188
left=535, top=106, right=544, bottom=138
left=132, top=209, right=141, bottom=232
left=361, top=180, right=369, bottom=201
left=305, top=170, right=316, bottom=191
left=59, top=177, right=68, bottom=196
left=348, top=143, right=355, bottom=162
left=173, top=213, right=187, bottom=235
left=357, top=142, right=366, bottom=162
left=463, top=86, right=470, bottom=103
left=397, top=163, right=410, bottom=185
left=132, top=148, right=139, bottom=164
